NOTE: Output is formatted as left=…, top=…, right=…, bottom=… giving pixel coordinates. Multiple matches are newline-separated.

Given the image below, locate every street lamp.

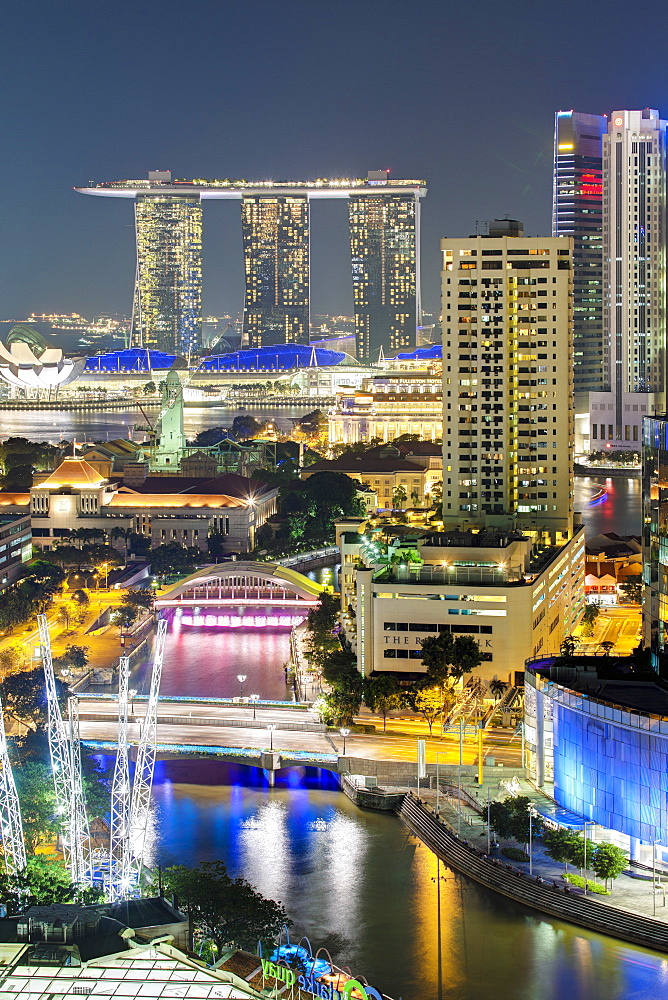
left=129, top=688, right=137, bottom=715
left=267, top=723, right=276, bottom=752
left=340, top=728, right=350, bottom=756
left=237, top=674, right=247, bottom=700
left=528, top=806, right=536, bottom=876
left=250, top=693, right=260, bottom=720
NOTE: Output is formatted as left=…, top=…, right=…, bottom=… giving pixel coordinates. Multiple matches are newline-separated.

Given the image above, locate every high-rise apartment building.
left=590, top=109, right=668, bottom=450
left=441, top=229, right=574, bottom=540
left=553, top=111, right=606, bottom=406
left=349, top=190, right=421, bottom=362
left=241, top=196, right=310, bottom=348
left=132, top=188, right=202, bottom=355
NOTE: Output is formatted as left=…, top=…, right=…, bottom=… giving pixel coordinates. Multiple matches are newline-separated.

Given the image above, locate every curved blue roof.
left=394, top=344, right=442, bottom=361
left=83, top=349, right=185, bottom=373
left=198, top=344, right=346, bottom=372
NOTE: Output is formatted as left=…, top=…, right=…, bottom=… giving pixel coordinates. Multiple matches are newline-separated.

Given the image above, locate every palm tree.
left=599, top=640, right=615, bottom=656
left=490, top=678, right=508, bottom=701
left=392, top=485, right=408, bottom=509
left=110, top=526, right=131, bottom=555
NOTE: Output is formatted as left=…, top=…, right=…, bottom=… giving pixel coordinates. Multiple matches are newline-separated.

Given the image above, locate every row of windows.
left=592, top=423, right=639, bottom=441
left=383, top=621, right=493, bottom=635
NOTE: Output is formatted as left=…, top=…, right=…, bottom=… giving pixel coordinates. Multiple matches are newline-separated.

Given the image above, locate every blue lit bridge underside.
left=83, top=740, right=340, bottom=772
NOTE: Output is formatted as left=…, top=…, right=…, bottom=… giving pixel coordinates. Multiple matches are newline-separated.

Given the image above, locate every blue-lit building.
left=525, top=658, right=668, bottom=861
left=196, top=344, right=348, bottom=372
left=83, top=348, right=186, bottom=373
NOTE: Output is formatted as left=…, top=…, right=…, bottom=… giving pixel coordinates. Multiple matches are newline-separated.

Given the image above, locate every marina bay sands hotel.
left=76, top=171, right=427, bottom=362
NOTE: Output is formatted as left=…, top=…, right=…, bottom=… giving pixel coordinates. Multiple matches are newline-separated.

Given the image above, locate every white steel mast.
left=68, top=696, right=92, bottom=886
left=38, top=613, right=76, bottom=872
left=108, top=656, right=132, bottom=900
left=0, top=692, right=26, bottom=876
left=129, top=618, right=167, bottom=882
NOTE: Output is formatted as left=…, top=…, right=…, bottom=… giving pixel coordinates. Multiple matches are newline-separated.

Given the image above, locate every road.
left=78, top=700, right=522, bottom=766
left=574, top=604, right=642, bottom=656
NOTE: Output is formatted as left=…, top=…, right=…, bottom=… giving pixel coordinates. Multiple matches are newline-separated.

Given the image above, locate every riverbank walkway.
left=407, top=773, right=668, bottom=926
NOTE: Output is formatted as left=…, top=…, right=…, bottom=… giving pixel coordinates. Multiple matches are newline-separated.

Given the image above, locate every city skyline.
left=2, top=0, right=666, bottom=323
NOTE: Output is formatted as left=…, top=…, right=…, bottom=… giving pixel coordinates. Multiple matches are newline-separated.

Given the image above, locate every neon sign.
left=260, top=959, right=383, bottom=999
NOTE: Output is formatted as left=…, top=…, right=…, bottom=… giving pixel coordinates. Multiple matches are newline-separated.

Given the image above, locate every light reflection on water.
left=142, top=762, right=668, bottom=1000
left=575, top=475, right=641, bottom=537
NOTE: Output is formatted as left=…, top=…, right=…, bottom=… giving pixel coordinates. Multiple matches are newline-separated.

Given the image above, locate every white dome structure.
left=0, top=325, right=86, bottom=389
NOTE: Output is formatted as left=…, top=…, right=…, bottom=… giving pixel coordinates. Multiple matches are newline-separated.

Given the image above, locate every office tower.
left=590, top=109, right=668, bottom=451
left=132, top=191, right=202, bottom=355
left=349, top=189, right=421, bottom=362
left=553, top=111, right=606, bottom=407
left=440, top=227, right=574, bottom=540
left=241, top=196, right=309, bottom=348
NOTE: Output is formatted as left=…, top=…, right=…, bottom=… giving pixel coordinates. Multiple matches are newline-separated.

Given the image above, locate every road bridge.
left=77, top=699, right=521, bottom=777
left=155, top=562, right=326, bottom=610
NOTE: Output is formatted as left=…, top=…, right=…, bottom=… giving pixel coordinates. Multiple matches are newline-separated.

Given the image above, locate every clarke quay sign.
left=260, top=959, right=383, bottom=999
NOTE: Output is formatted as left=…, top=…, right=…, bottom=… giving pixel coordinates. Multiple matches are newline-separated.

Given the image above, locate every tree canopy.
left=155, top=862, right=290, bottom=953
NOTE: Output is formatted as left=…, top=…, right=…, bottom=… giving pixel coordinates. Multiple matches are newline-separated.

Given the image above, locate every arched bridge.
left=154, top=561, right=327, bottom=609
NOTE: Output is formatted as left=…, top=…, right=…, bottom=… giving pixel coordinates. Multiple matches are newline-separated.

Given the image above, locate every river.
left=0, top=404, right=307, bottom=444
left=17, top=407, right=656, bottom=994
left=134, top=760, right=668, bottom=1000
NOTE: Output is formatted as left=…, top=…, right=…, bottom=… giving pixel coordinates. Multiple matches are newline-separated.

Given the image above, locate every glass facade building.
left=132, top=195, right=202, bottom=355
left=642, top=414, right=668, bottom=671
left=349, top=194, right=420, bottom=362
left=553, top=111, right=606, bottom=397
left=241, top=196, right=309, bottom=348
left=526, top=664, right=668, bottom=853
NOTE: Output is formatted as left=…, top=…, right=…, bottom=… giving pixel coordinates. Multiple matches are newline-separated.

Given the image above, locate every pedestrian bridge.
left=154, top=561, right=327, bottom=609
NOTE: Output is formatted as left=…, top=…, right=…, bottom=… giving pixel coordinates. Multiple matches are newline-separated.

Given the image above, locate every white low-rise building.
left=337, top=519, right=585, bottom=684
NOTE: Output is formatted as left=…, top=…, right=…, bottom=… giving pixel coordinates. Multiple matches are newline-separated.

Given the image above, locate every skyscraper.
left=553, top=111, right=606, bottom=406
left=132, top=188, right=202, bottom=355
left=241, top=196, right=309, bottom=348
left=349, top=188, right=420, bottom=362
left=441, top=227, right=574, bottom=540
left=590, top=109, right=668, bottom=450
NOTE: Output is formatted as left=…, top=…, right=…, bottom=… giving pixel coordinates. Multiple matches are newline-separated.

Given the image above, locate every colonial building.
left=328, top=374, right=443, bottom=446
left=0, top=458, right=277, bottom=555
left=302, top=443, right=442, bottom=508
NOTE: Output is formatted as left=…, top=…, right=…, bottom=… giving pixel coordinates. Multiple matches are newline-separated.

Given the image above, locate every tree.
left=57, top=601, right=85, bottom=633
left=591, top=842, right=628, bottom=891
left=599, top=640, right=615, bottom=656
left=321, top=648, right=358, bottom=687
left=565, top=833, right=596, bottom=876
left=63, top=644, right=90, bottom=671
left=254, top=523, right=274, bottom=550
left=489, top=796, right=543, bottom=848
left=207, top=530, right=227, bottom=560
left=364, top=674, right=401, bottom=731
left=489, top=678, right=508, bottom=701
left=122, top=588, right=155, bottom=613
left=543, top=828, right=580, bottom=872
left=322, top=680, right=364, bottom=726
left=619, top=578, right=642, bottom=604
left=392, top=485, right=408, bottom=509
left=410, top=685, right=443, bottom=735
left=560, top=635, right=577, bottom=658
left=0, top=644, right=27, bottom=679
left=232, top=414, right=267, bottom=441
left=13, top=761, right=58, bottom=853
left=428, top=481, right=443, bottom=505
left=111, top=605, right=139, bottom=630
left=155, top=862, right=290, bottom=953
left=0, top=855, right=103, bottom=911
left=0, top=668, right=68, bottom=732
left=110, top=526, right=132, bottom=554
left=71, top=588, right=89, bottom=607
left=581, top=603, right=600, bottom=636
left=128, top=532, right=151, bottom=556
left=419, top=631, right=482, bottom=712
left=143, top=381, right=156, bottom=395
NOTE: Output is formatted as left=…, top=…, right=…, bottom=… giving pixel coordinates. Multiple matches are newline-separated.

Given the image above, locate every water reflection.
left=145, top=763, right=668, bottom=1000
left=575, top=475, right=641, bottom=537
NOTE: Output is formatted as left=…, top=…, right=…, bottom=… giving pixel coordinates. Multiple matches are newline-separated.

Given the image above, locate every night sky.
left=3, top=0, right=668, bottom=322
